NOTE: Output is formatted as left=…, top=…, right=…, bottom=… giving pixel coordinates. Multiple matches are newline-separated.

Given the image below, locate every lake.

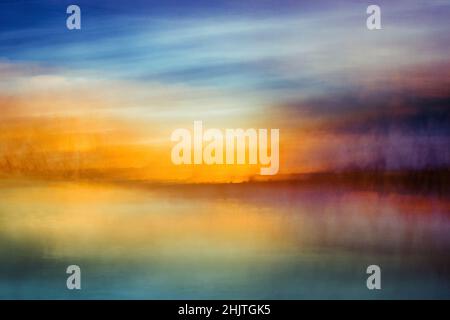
left=0, top=179, right=449, bottom=299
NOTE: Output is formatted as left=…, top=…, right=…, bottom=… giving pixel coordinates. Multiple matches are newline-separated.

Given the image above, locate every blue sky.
left=0, top=0, right=449, bottom=171
left=1, top=1, right=448, bottom=92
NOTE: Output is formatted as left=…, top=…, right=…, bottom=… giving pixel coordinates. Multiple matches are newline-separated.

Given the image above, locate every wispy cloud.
left=0, top=0, right=449, bottom=181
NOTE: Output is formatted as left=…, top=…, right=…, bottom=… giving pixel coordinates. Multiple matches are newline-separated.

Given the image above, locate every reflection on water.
left=0, top=180, right=449, bottom=299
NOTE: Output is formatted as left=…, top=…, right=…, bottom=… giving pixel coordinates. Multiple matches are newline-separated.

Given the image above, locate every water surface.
left=0, top=180, right=449, bottom=299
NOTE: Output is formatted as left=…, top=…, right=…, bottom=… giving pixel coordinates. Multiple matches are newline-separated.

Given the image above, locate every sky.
left=0, top=0, right=449, bottom=182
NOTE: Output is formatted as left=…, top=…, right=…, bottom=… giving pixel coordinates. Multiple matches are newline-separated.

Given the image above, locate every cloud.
left=0, top=1, right=449, bottom=179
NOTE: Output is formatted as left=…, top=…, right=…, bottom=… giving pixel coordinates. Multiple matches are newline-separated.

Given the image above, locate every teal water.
left=0, top=180, right=449, bottom=299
